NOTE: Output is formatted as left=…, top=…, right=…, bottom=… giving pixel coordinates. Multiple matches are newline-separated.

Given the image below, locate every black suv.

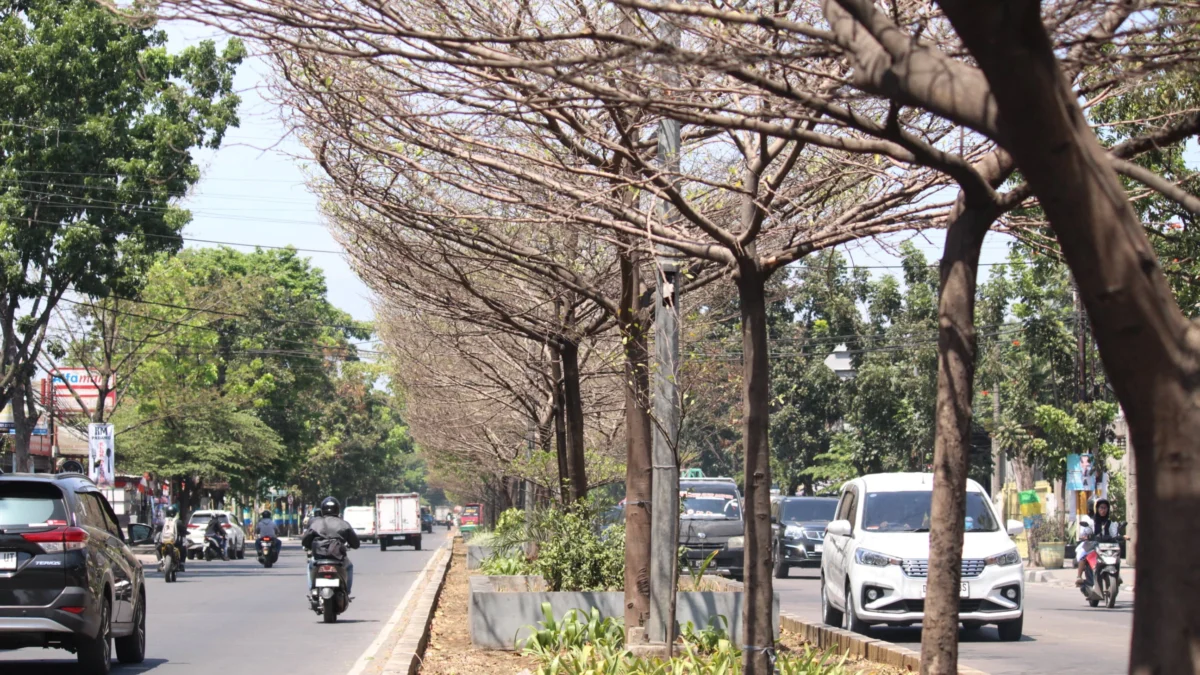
left=0, top=473, right=146, bottom=674
left=770, top=496, right=838, bottom=578
left=678, top=478, right=745, bottom=580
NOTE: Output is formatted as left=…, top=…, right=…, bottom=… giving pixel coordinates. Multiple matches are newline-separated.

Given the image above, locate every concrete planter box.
left=466, top=545, right=496, bottom=570
left=468, top=575, right=779, bottom=650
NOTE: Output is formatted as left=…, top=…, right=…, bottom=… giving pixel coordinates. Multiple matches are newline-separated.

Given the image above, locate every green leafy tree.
left=0, top=0, right=243, bottom=469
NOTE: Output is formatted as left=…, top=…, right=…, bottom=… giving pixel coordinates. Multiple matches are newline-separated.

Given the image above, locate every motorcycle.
left=256, top=536, right=281, bottom=568
left=1081, top=541, right=1122, bottom=608
left=204, top=534, right=228, bottom=562
left=157, top=541, right=183, bottom=582
left=309, top=555, right=351, bottom=623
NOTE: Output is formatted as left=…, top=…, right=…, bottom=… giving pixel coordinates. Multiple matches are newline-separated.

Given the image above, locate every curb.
left=705, top=577, right=988, bottom=675
left=379, top=542, right=454, bottom=675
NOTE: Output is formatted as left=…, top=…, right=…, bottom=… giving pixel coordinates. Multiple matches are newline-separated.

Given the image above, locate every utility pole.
left=647, top=16, right=683, bottom=651
left=990, top=384, right=1004, bottom=503
left=1126, top=427, right=1138, bottom=568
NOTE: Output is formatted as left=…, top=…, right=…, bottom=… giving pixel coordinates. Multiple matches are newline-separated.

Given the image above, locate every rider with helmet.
left=301, top=496, right=360, bottom=594
left=255, top=509, right=281, bottom=557
left=156, top=504, right=186, bottom=572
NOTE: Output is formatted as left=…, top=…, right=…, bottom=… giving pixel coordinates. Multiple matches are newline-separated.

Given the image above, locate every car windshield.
left=0, top=484, right=68, bottom=528
left=862, top=491, right=999, bottom=532
left=779, top=499, right=837, bottom=523
left=681, top=486, right=741, bottom=519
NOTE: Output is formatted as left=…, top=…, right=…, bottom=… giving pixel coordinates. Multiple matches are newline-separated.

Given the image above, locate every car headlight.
left=726, top=536, right=744, bottom=549
left=855, top=548, right=901, bottom=567
left=784, top=525, right=804, bottom=540
left=985, top=548, right=1022, bottom=567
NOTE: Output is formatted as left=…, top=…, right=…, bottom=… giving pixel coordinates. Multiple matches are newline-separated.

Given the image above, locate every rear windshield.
left=0, top=483, right=69, bottom=529
left=681, top=484, right=741, bottom=520
left=463, top=505, right=480, bottom=517
left=862, top=491, right=999, bottom=533
left=190, top=513, right=229, bottom=525
left=779, top=499, right=837, bottom=523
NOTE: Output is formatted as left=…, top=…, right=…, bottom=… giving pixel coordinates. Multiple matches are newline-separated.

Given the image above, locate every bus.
left=460, top=503, right=483, bottom=533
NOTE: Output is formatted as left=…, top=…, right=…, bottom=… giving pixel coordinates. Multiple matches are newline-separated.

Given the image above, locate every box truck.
left=375, top=493, right=422, bottom=550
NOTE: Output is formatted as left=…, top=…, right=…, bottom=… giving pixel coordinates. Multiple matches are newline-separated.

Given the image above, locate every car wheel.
left=843, top=585, right=868, bottom=634
left=820, top=576, right=843, bottom=627
left=997, top=615, right=1023, bottom=641
left=773, top=545, right=789, bottom=579
left=381, top=541, right=388, bottom=552
left=116, top=592, right=147, bottom=664
left=77, top=596, right=112, bottom=675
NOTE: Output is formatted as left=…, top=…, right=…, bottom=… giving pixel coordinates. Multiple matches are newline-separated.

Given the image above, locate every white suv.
left=186, top=510, right=247, bottom=559
left=820, top=473, right=1025, bottom=640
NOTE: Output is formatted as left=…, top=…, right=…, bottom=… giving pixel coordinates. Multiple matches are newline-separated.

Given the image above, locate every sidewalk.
left=1024, top=565, right=1135, bottom=592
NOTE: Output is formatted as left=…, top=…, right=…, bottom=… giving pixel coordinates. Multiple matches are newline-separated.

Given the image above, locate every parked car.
left=820, top=473, right=1025, bottom=640
left=185, top=509, right=247, bottom=560
left=0, top=472, right=147, bottom=674
left=344, top=506, right=376, bottom=543
left=420, top=506, right=434, bottom=533
left=678, top=477, right=745, bottom=580
left=771, top=496, right=838, bottom=578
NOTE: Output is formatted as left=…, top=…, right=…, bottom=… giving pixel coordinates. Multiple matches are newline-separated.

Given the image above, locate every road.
left=0, top=530, right=449, bottom=674
left=775, top=567, right=1132, bottom=674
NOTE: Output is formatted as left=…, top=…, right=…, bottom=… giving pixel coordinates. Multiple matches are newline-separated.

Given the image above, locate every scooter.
left=1081, top=541, right=1122, bottom=608
left=256, top=536, right=281, bottom=568
left=309, top=555, right=351, bottom=623
left=157, top=541, right=184, bottom=582
left=204, top=534, right=228, bottom=562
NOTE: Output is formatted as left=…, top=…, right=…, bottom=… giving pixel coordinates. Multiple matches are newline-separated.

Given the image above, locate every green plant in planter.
left=479, top=554, right=530, bottom=576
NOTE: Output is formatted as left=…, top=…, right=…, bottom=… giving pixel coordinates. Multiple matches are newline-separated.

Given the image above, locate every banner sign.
left=1066, top=453, right=1095, bottom=491
left=88, top=423, right=115, bottom=487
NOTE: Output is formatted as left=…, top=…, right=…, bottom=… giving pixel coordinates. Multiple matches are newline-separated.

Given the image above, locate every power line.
left=14, top=217, right=347, bottom=256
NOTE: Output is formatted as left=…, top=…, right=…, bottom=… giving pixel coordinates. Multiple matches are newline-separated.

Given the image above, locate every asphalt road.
left=774, top=566, right=1132, bottom=675
left=0, top=529, right=449, bottom=674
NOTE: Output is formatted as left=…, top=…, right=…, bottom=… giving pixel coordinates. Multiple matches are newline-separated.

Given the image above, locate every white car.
left=820, top=473, right=1025, bottom=640
left=344, top=506, right=376, bottom=543
left=186, top=509, right=247, bottom=559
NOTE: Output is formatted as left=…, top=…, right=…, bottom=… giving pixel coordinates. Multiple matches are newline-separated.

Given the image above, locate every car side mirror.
left=128, top=523, right=153, bottom=546
left=1006, top=519, right=1025, bottom=536
left=826, top=519, right=852, bottom=537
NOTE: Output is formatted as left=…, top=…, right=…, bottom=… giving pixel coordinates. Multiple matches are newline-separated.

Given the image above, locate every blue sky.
left=165, top=23, right=1018, bottom=326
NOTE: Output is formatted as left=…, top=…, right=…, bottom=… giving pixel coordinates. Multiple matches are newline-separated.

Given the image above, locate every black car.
left=770, top=496, right=838, bottom=578
left=0, top=472, right=147, bottom=674
left=678, top=478, right=745, bottom=580
left=420, top=507, right=434, bottom=533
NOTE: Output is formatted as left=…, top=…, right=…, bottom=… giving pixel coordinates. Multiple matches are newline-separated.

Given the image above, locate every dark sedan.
left=771, top=496, right=837, bottom=578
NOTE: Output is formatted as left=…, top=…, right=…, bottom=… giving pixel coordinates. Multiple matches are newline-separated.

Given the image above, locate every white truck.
left=434, top=505, right=451, bottom=527
left=375, top=493, right=422, bottom=551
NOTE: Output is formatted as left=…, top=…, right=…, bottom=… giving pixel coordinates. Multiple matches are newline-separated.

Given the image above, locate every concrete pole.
left=647, top=53, right=683, bottom=645
left=991, top=385, right=1004, bottom=500
left=1126, top=430, right=1137, bottom=568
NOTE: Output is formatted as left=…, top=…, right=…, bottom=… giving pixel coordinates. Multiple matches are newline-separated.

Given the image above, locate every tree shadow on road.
left=0, top=657, right=171, bottom=673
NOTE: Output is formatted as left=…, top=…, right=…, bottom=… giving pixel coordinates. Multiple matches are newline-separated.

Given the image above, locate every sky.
left=165, top=23, right=1020, bottom=327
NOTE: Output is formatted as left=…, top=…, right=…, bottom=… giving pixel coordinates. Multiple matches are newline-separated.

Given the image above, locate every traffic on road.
left=0, top=473, right=450, bottom=675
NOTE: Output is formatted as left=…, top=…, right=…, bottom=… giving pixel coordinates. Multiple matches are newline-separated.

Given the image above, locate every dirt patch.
left=776, top=628, right=907, bottom=675
left=419, top=539, right=537, bottom=675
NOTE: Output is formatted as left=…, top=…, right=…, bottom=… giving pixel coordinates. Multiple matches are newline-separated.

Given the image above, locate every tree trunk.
left=550, top=351, right=570, bottom=501
left=920, top=204, right=992, bottom=675
left=620, top=250, right=653, bottom=631
left=559, top=340, right=589, bottom=501
left=936, top=3, right=1200, bottom=670
left=10, top=377, right=32, bottom=473
left=736, top=262, right=773, bottom=675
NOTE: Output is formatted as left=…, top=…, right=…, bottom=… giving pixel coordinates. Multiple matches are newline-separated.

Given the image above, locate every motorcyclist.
left=255, top=509, right=280, bottom=557
left=205, top=513, right=228, bottom=560
left=301, top=496, right=360, bottom=594
left=155, top=505, right=187, bottom=572
left=1091, top=499, right=1120, bottom=542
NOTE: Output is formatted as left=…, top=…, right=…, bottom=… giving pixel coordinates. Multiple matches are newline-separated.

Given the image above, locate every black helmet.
left=320, top=496, right=341, bottom=518
left=166, top=505, right=179, bottom=518
left=1095, top=498, right=1111, bottom=515
left=261, top=510, right=272, bottom=520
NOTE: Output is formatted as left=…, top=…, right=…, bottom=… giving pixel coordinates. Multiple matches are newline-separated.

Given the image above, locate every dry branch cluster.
left=148, top=1, right=1200, bottom=672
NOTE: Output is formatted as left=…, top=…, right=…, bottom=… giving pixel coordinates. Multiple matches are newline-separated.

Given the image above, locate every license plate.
left=814, top=544, right=823, bottom=553
left=922, top=582, right=968, bottom=598
left=314, top=578, right=340, bottom=588
left=0, top=552, right=15, bottom=570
